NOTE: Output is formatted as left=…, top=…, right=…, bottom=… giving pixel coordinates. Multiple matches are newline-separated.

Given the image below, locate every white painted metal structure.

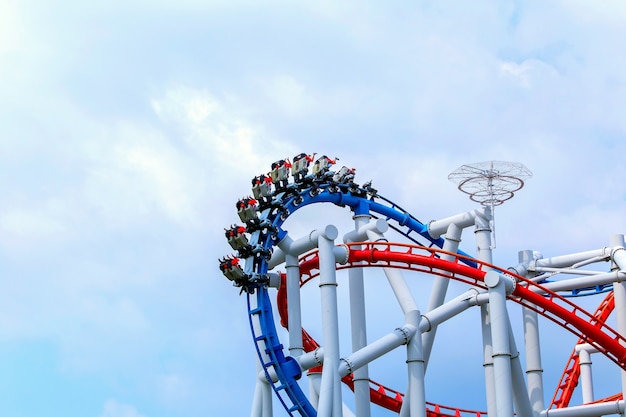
left=220, top=155, right=626, bottom=417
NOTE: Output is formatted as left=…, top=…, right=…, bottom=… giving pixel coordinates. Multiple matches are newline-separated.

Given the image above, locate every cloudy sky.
left=2, top=1, right=626, bottom=416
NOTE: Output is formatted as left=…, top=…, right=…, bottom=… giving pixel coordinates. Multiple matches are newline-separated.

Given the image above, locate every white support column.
left=308, top=370, right=321, bottom=410
left=406, top=309, right=427, bottom=417
left=286, top=253, right=304, bottom=358
left=399, top=400, right=409, bottom=417
left=261, top=377, right=273, bottom=417
left=276, top=228, right=337, bottom=360
left=349, top=214, right=372, bottom=417
left=523, top=306, right=544, bottom=416
left=482, top=311, right=496, bottom=417
left=250, top=378, right=263, bottom=417
left=503, top=319, right=533, bottom=417
left=422, top=223, right=462, bottom=368
left=578, top=348, right=595, bottom=404
left=476, top=207, right=497, bottom=417
left=485, top=271, right=515, bottom=417
left=318, top=225, right=343, bottom=417
left=610, top=234, right=626, bottom=416
left=251, top=359, right=273, bottom=417
left=475, top=207, right=494, bottom=264
left=518, top=250, right=545, bottom=417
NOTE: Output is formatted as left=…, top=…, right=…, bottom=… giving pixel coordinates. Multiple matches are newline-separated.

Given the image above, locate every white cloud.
left=99, top=399, right=146, bottom=417
left=559, top=0, right=626, bottom=24
left=155, top=373, right=191, bottom=406
left=0, top=0, right=23, bottom=54
left=151, top=85, right=298, bottom=181
left=260, top=74, right=316, bottom=117
left=499, top=59, right=559, bottom=89
left=0, top=202, right=69, bottom=246
left=77, top=117, right=211, bottom=229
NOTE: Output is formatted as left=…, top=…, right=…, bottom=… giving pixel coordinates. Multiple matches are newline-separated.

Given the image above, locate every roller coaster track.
left=275, top=244, right=626, bottom=414
left=220, top=158, right=626, bottom=417
left=239, top=177, right=477, bottom=416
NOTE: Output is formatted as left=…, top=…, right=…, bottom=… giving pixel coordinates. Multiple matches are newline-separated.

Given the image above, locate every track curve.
left=220, top=156, right=626, bottom=417
left=234, top=171, right=476, bottom=416
left=275, top=244, right=626, bottom=413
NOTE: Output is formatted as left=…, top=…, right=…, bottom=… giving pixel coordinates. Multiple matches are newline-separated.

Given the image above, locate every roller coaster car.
left=270, top=158, right=292, bottom=185
left=312, top=155, right=338, bottom=177
left=251, top=174, right=273, bottom=199
left=362, top=180, right=378, bottom=197
left=225, top=225, right=249, bottom=250
left=332, top=166, right=355, bottom=184
left=236, top=197, right=258, bottom=223
left=291, top=153, right=316, bottom=178
left=219, top=256, right=246, bottom=281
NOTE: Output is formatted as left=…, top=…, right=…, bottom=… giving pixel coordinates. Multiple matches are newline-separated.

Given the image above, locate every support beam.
left=317, top=226, right=343, bottom=417
left=518, top=250, right=545, bottom=417
left=348, top=214, right=372, bottom=417
left=485, top=271, right=515, bottom=417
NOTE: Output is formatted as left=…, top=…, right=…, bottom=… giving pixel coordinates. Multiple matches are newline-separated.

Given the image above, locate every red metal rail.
left=275, top=242, right=626, bottom=415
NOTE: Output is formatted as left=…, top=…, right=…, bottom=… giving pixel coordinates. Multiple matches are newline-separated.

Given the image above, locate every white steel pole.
left=482, top=311, right=496, bottom=417
left=610, top=234, right=626, bottom=416
left=251, top=358, right=273, bottom=417
left=540, top=400, right=625, bottom=417
left=406, top=309, right=427, bottom=417
left=428, top=208, right=485, bottom=238
left=250, top=374, right=263, bottom=417
left=308, top=370, right=321, bottom=410
left=261, top=377, right=273, bottom=417
left=338, top=325, right=417, bottom=376
left=531, top=248, right=612, bottom=269
left=508, top=322, right=533, bottom=417
left=382, top=267, right=419, bottom=314
left=518, top=250, right=545, bottom=417
left=272, top=228, right=331, bottom=268
left=317, top=225, right=343, bottom=417
left=350, top=225, right=424, bottom=417
left=349, top=214, right=371, bottom=417
left=422, top=223, right=462, bottom=368
left=476, top=207, right=497, bottom=417
left=421, top=289, right=488, bottom=331
left=277, top=228, right=339, bottom=359
left=523, top=306, right=544, bottom=416
left=485, top=271, right=515, bottom=417
left=475, top=207, right=493, bottom=263
left=286, top=253, right=304, bottom=358
left=578, top=348, right=594, bottom=403
left=528, top=271, right=626, bottom=294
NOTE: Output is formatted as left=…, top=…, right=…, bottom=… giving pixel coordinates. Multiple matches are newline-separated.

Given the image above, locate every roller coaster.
left=219, top=154, right=626, bottom=417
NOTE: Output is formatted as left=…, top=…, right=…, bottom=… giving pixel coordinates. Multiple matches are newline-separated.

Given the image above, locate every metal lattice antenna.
left=448, top=161, right=532, bottom=248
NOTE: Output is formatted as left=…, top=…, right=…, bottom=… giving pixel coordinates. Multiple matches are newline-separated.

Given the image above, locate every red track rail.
left=275, top=242, right=626, bottom=414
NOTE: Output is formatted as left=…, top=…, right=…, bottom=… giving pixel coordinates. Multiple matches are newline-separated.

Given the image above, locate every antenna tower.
left=448, top=160, right=532, bottom=248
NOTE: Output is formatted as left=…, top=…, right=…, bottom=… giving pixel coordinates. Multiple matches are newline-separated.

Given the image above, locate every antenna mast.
left=448, top=161, right=532, bottom=248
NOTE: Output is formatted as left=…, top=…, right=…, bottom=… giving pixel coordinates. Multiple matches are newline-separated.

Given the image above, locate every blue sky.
left=2, top=1, right=626, bottom=416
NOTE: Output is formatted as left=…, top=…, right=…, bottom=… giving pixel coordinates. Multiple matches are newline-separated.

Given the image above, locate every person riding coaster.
left=312, top=155, right=338, bottom=177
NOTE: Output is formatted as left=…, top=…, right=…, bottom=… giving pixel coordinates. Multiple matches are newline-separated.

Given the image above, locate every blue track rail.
left=236, top=175, right=475, bottom=417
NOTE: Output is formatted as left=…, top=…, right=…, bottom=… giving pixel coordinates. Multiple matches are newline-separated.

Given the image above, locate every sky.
left=2, top=0, right=626, bottom=416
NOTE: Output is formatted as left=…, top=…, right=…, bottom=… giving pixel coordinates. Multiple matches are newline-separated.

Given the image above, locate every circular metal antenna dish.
left=448, top=161, right=532, bottom=206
